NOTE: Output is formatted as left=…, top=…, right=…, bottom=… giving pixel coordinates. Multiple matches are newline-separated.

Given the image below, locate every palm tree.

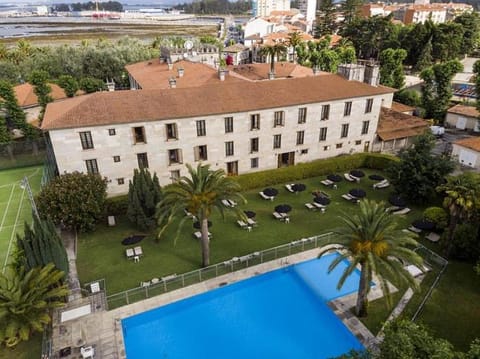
left=287, top=32, right=303, bottom=63
left=156, top=163, right=246, bottom=267
left=0, top=263, right=68, bottom=347
left=436, top=173, right=480, bottom=258
left=319, top=200, right=423, bottom=317
left=260, top=43, right=287, bottom=77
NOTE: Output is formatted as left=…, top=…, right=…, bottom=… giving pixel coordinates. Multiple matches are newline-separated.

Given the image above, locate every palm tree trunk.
left=355, top=264, right=369, bottom=317
left=444, top=215, right=458, bottom=259
left=200, top=218, right=210, bottom=267
left=270, top=54, right=275, bottom=74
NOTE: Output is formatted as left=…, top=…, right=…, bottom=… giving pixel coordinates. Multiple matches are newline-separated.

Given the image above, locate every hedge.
left=105, top=195, right=128, bottom=216
left=235, top=153, right=398, bottom=190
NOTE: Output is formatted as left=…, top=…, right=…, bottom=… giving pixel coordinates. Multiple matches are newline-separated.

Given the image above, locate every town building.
left=42, top=70, right=395, bottom=196
left=445, top=104, right=480, bottom=132
left=252, top=0, right=291, bottom=18
left=451, top=137, right=480, bottom=169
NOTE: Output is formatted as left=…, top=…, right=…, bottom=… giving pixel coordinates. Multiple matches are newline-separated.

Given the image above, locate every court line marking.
left=0, top=167, right=41, bottom=189
left=2, top=184, right=26, bottom=273
left=0, top=184, right=15, bottom=233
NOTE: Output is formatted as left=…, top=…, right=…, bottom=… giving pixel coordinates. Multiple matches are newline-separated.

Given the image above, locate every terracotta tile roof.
left=14, top=83, right=68, bottom=107
left=228, top=62, right=324, bottom=81
left=454, top=137, right=480, bottom=152
left=447, top=104, right=479, bottom=118
left=377, top=107, right=428, bottom=141
left=125, top=59, right=245, bottom=90
left=391, top=101, right=415, bottom=113
left=262, top=32, right=313, bottom=46
left=42, top=75, right=395, bottom=131
left=223, top=44, right=248, bottom=52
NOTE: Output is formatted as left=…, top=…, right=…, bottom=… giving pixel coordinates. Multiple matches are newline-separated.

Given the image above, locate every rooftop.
left=14, top=83, right=69, bottom=107
left=391, top=101, right=415, bottom=113
left=228, top=62, right=323, bottom=81
left=42, top=75, right=394, bottom=131
left=377, top=107, right=429, bottom=141
left=447, top=104, right=479, bottom=118
left=453, top=137, right=480, bottom=152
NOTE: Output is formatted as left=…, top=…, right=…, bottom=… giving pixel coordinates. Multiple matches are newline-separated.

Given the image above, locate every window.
left=319, top=127, right=327, bottom=141
left=250, top=138, right=259, bottom=153
left=85, top=159, right=98, bottom=174
left=336, top=143, right=343, bottom=149
left=137, top=152, right=149, bottom=168
left=273, top=134, right=281, bottom=149
left=365, top=98, right=373, bottom=113
left=225, top=141, right=234, bottom=156
left=300, top=149, right=308, bottom=155
left=108, top=128, right=116, bottom=136
left=250, top=114, right=260, bottom=130
left=298, top=107, right=307, bottom=124
left=224, top=117, right=233, bottom=133
left=274, top=111, right=285, bottom=127
left=79, top=131, right=94, bottom=150
left=296, top=131, right=305, bottom=145
left=344, top=102, right=352, bottom=116
left=341, top=124, right=349, bottom=138
left=194, top=145, right=208, bottom=161
left=321, top=105, right=330, bottom=121
left=251, top=157, right=259, bottom=168
left=196, top=120, right=206, bottom=137
left=166, top=123, right=178, bottom=140
left=168, top=149, right=182, bottom=165
left=113, top=155, right=120, bottom=163
left=323, top=145, right=330, bottom=151
left=170, top=170, right=180, bottom=182
left=133, top=126, right=146, bottom=144
left=117, top=178, right=124, bottom=185
left=361, top=121, right=370, bottom=135
left=355, top=140, right=362, bottom=145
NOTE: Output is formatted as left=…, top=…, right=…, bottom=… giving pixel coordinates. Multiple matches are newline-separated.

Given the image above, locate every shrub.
left=235, top=153, right=397, bottom=190
left=105, top=195, right=128, bottom=216
left=449, top=223, right=480, bottom=261
left=423, top=206, right=448, bottom=229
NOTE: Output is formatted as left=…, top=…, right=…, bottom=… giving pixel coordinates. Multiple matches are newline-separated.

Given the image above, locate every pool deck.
left=51, top=246, right=392, bottom=358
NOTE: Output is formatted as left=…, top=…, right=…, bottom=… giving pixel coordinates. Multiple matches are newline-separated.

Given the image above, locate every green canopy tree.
left=79, top=77, right=105, bottom=93
left=379, top=48, right=407, bottom=89
left=387, top=133, right=454, bottom=203
left=156, top=163, right=245, bottom=267
left=0, top=116, right=13, bottom=160
left=0, top=263, right=68, bottom=348
left=57, top=75, right=79, bottom=98
left=315, top=0, right=337, bottom=37
left=127, top=168, right=162, bottom=231
left=473, top=60, right=480, bottom=114
left=341, top=0, right=362, bottom=26
left=16, top=216, right=69, bottom=274
left=454, top=12, right=480, bottom=56
left=414, top=37, right=433, bottom=72
left=28, top=70, right=53, bottom=124
left=319, top=200, right=422, bottom=317
left=36, top=172, right=107, bottom=232
left=436, top=173, right=480, bottom=258
left=287, top=31, right=304, bottom=63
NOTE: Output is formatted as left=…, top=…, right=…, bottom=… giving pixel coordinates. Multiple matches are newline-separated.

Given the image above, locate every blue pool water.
left=122, top=253, right=364, bottom=359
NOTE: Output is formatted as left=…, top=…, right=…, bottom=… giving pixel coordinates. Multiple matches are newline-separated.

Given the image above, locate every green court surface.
left=0, top=166, right=42, bottom=272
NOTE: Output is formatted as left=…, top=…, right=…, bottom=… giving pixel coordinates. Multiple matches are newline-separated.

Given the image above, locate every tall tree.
left=319, top=200, right=422, bottom=317
left=341, top=0, right=362, bottom=26
left=156, top=164, right=245, bottom=267
left=287, top=32, right=303, bottom=63
left=127, top=168, right=162, bottom=231
left=57, top=75, right=79, bottom=98
left=379, top=48, right=407, bottom=89
left=436, top=173, right=480, bottom=258
left=0, top=263, right=68, bottom=348
left=0, top=116, right=13, bottom=160
left=473, top=60, right=480, bottom=114
left=28, top=70, right=53, bottom=124
left=260, top=43, right=287, bottom=77
left=16, top=216, right=69, bottom=274
left=454, top=12, right=480, bottom=56
left=431, top=22, right=463, bottom=62
left=415, top=37, right=433, bottom=73
left=387, top=133, right=454, bottom=203
left=315, top=0, right=337, bottom=37
left=420, top=60, right=463, bottom=121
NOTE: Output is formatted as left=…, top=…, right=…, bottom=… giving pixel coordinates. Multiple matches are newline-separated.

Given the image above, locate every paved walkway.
left=61, top=228, right=82, bottom=301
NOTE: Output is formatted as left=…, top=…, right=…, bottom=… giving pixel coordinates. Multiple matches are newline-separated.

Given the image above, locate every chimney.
left=337, top=63, right=365, bottom=82
left=218, top=69, right=227, bottom=81
left=105, top=79, right=115, bottom=92
left=364, top=63, right=380, bottom=87
left=268, top=71, right=275, bottom=80
left=177, top=67, right=184, bottom=77
left=169, top=77, right=177, bottom=89
left=312, top=66, right=320, bottom=76
left=167, top=62, right=173, bottom=71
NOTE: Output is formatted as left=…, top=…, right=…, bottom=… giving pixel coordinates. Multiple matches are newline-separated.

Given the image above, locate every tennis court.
left=0, top=166, right=42, bottom=272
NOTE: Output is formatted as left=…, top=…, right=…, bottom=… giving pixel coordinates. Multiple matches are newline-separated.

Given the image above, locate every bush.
left=235, top=153, right=397, bottom=190
left=423, top=206, right=448, bottom=230
left=450, top=223, right=480, bottom=261
left=105, top=195, right=128, bottom=216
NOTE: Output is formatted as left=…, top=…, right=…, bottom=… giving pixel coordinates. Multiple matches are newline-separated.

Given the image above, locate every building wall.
left=451, top=144, right=480, bottom=169
left=445, top=113, right=480, bottom=131
left=49, top=92, right=393, bottom=196
left=256, top=0, right=290, bottom=17
left=297, top=0, right=316, bottom=31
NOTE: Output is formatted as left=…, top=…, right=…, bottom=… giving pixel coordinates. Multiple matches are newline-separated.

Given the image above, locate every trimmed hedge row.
left=235, top=153, right=398, bottom=190
left=105, top=194, right=128, bottom=216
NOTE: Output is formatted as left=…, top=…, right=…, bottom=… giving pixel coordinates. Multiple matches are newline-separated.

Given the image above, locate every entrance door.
left=456, top=116, right=467, bottom=130
left=226, top=161, right=238, bottom=176
left=363, top=141, right=370, bottom=152
left=277, top=152, right=295, bottom=168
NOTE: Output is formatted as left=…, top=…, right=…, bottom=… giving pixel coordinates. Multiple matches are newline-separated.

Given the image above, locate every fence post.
left=125, top=292, right=129, bottom=305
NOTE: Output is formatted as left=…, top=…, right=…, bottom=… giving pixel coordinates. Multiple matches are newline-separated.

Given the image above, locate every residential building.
left=222, top=44, right=250, bottom=66
left=451, top=137, right=480, bottom=169
left=445, top=104, right=480, bottom=132
left=252, top=0, right=290, bottom=18
left=42, top=74, right=394, bottom=196
left=390, top=101, right=415, bottom=116
left=296, top=0, right=316, bottom=32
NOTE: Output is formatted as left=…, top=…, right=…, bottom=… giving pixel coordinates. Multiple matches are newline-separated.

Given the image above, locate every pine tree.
left=415, top=38, right=433, bottom=72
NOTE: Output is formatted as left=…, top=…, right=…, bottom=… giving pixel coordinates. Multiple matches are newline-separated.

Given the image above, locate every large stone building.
left=42, top=71, right=395, bottom=196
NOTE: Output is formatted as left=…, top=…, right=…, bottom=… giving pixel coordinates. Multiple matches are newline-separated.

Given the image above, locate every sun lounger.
left=259, top=191, right=274, bottom=201
left=408, top=226, right=422, bottom=234
left=321, top=179, right=334, bottom=186
left=405, top=264, right=430, bottom=278
left=425, top=232, right=440, bottom=242
left=134, top=246, right=143, bottom=256
left=392, top=207, right=411, bottom=215
left=342, top=193, right=354, bottom=201
left=373, top=180, right=390, bottom=189
left=386, top=206, right=401, bottom=213
left=193, top=231, right=212, bottom=239
left=80, top=346, right=95, bottom=359
left=272, top=212, right=284, bottom=220
left=313, top=202, right=326, bottom=209
left=237, top=220, right=248, bottom=229
left=305, top=203, right=316, bottom=210
left=344, top=173, right=358, bottom=182
left=222, top=199, right=232, bottom=207
left=228, top=199, right=237, bottom=207
left=246, top=218, right=257, bottom=226
left=285, top=184, right=295, bottom=193
left=350, top=174, right=361, bottom=182
left=126, top=248, right=134, bottom=259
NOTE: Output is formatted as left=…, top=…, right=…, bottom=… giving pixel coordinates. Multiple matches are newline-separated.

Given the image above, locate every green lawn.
left=0, top=333, right=42, bottom=359
left=77, top=169, right=420, bottom=294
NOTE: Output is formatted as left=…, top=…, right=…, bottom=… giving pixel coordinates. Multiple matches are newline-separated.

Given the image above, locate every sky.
left=0, top=0, right=174, bottom=5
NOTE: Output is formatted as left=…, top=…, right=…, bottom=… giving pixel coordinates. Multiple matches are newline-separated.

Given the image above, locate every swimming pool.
left=122, top=253, right=364, bottom=359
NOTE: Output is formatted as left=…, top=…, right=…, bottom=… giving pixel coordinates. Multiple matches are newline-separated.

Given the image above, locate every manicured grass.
left=77, top=169, right=420, bottom=294
left=0, top=333, right=42, bottom=359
